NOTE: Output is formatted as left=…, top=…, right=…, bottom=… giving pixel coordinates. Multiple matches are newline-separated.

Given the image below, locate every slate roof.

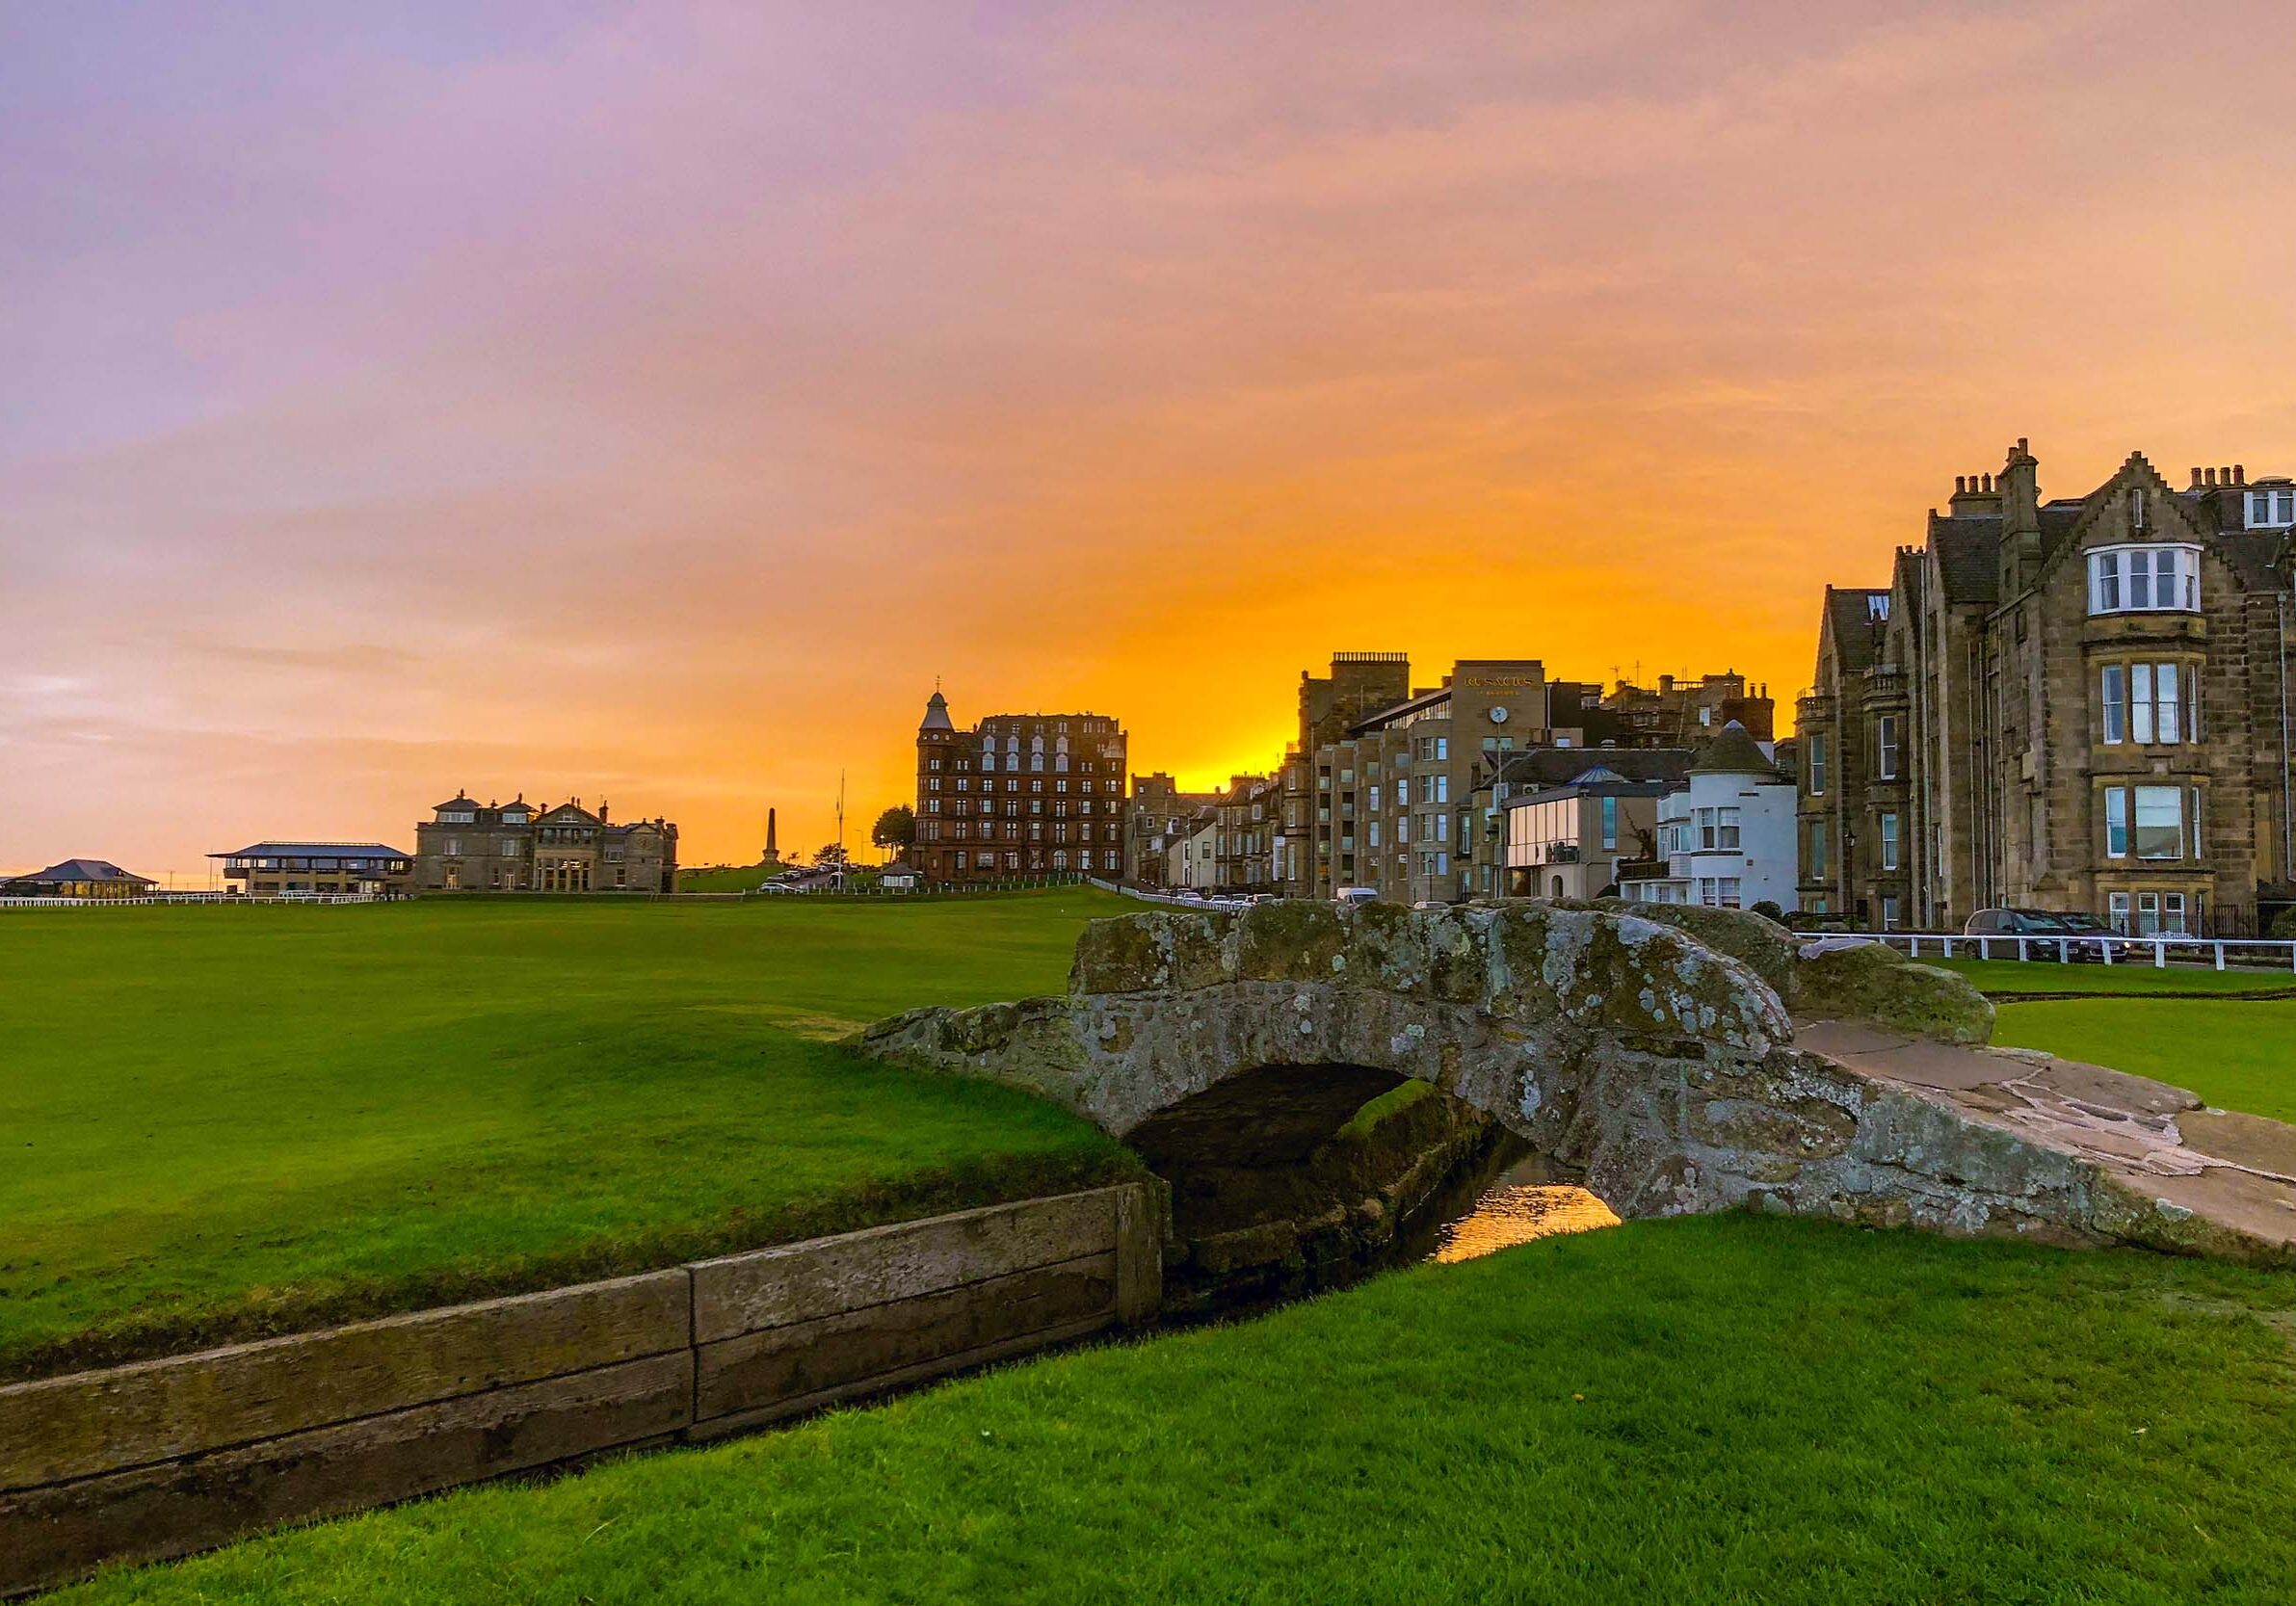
left=13, top=858, right=154, bottom=886
left=918, top=691, right=956, bottom=733
left=1689, top=721, right=1781, bottom=777
left=1492, top=748, right=1694, bottom=790
left=1824, top=588, right=1891, bottom=672
left=1927, top=513, right=2000, bottom=606
left=433, top=793, right=475, bottom=811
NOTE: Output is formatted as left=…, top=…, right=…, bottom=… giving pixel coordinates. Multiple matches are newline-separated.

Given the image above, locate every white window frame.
left=1879, top=811, right=1899, bottom=871
left=2087, top=543, right=2200, bottom=616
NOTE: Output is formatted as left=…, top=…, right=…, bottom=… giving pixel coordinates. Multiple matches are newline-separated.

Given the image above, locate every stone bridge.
left=861, top=901, right=2296, bottom=1261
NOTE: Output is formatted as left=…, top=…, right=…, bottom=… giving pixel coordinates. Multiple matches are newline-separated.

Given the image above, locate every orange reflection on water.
left=1430, top=1184, right=1622, bottom=1264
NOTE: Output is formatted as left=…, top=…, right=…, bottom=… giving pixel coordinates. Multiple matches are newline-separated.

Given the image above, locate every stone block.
left=1795, top=941, right=1993, bottom=1044
left=1235, top=901, right=1349, bottom=983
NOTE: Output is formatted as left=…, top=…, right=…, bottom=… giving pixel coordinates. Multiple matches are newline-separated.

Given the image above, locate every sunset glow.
left=7, top=1, right=2295, bottom=878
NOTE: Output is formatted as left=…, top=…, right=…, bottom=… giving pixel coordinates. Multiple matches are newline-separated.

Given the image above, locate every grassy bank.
left=0, top=891, right=1138, bottom=1380
left=58, top=1214, right=2296, bottom=1606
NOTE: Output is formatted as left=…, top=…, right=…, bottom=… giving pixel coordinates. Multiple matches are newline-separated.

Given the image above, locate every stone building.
left=1124, top=773, right=1222, bottom=887
left=1279, top=655, right=1552, bottom=903
left=1502, top=766, right=1674, bottom=900
left=209, top=841, right=413, bottom=897
left=911, top=692, right=1127, bottom=883
left=413, top=793, right=677, bottom=893
left=1802, top=440, right=2296, bottom=935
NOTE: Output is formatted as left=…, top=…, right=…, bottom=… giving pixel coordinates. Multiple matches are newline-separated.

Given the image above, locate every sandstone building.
left=1802, top=441, right=2296, bottom=935
left=912, top=693, right=1127, bottom=882
left=1124, top=773, right=1222, bottom=888
left=413, top=793, right=677, bottom=893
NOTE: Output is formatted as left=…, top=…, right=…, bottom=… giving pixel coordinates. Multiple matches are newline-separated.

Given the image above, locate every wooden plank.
left=688, top=1313, right=1117, bottom=1444
left=0, top=1351, right=694, bottom=1599
left=690, top=1189, right=1119, bottom=1344
left=0, top=1269, right=690, bottom=1491
left=1113, top=1183, right=1164, bottom=1326
left=694, top=1252, right=1117, bottom=1422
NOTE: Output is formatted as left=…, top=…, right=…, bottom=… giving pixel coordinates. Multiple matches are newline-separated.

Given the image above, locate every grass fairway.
left=0, top=891, right=1140, bottom=1380
left=1990, top=999, right=2296, bottom=1125
left=56, top=1215, right=2296, bottom=1606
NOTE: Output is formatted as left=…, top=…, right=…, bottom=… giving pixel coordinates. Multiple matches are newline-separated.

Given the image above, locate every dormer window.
left=438, top=809, right=476, bottom=825
left=2246, top=486, right=2295, bottom=529
left=2087, top=543, right=2200, bottom=616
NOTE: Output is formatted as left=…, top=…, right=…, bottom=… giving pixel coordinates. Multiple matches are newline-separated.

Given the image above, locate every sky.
left=6, top=1, right=2296, bottom=881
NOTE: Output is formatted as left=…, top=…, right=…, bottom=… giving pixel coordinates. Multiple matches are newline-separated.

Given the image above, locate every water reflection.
left=1426, top=1155, right=1621, bottom=1264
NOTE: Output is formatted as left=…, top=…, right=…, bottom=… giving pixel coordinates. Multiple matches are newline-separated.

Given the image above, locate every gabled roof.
left=535, top=802, right=602, bottom=826
left=1823, top=588, right=1891, bottom=673
left=1689, top=721, right=1781, bottom=777
left=13, top=858, right=154, bottom=886
left=1927, top=513, right=2000, bottom=607
left=433, top=793, right=476, bottom=812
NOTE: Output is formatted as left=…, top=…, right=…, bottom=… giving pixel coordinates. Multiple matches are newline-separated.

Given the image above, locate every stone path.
left=1799, top=1017, right=2296, bottom=1255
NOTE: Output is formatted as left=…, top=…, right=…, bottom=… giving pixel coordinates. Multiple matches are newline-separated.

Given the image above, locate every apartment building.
left=1802, top=440, right=2296, bottom=935
left=1124, top=773, right=1221, bottom=887
left=911, top=692, right=1127, bottom=882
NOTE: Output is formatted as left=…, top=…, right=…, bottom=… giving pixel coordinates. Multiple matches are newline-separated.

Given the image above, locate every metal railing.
left=1875, top=930, right=2296, bottom=973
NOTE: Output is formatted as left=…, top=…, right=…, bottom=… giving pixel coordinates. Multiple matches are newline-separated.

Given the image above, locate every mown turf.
left=1934, top=957, right=2296, bottom=997
left=56, top=1214, right=2296, bottom=1606
left=0, top=892, right=1139, bottom=1380
left=1991, top=999, right=2296, bottom=1125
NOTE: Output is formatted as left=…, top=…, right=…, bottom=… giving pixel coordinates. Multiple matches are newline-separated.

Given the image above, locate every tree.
left=872, top=805, right=916, bottom=851
left=812, top=843, right=851, bottom=871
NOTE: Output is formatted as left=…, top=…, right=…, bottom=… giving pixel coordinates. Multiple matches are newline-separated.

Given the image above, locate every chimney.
left=2192, top=467, right=2204, bottom=489
left=2206, top=467, right=2218, bottom=486
left=1999, top=436, right=2043, bottom=594
left=2235, top=464, right=2246, bottom=486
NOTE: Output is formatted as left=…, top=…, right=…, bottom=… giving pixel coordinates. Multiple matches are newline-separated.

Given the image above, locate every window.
left=1808, top=822, right=1828, bottom=878
left=1807, top=732, right=1828, bottom=796
left=2105, top=787, right=2128, bottom=857
left=1879, top=811, right=1899, bottom=871
left=1696, top=806, right=1741, bottom=851
left=1880, top=894, right=1901, bottom=931
left=1876, top=715, right=1900, bottom=780
left=2106, top=662, right=2186, bottom=744
left=2106, top=785, right=2185, bottom=860
left=1600, top=796, right=1619, bottom=851
left=2100, top=665, right=2125, bottom=744
left=2087, top=544, right=2200, bottom=615
left=1434, top=775, right=1450, bottom=803
left=2107, top=891, right=2131, bottom=933
left=1396, top=777, right=1412, bottom=806
left=2247, top=487, right=2296, bottom=529
left=1697, top=877, right=1742, bottom=909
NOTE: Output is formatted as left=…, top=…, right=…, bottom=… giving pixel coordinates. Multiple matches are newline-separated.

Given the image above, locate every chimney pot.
left=2192, top=467, right=2204, bottom=488
left=2235, top=463, right=2246, bottom=485
left=2222, top=465, right=2234, bottom=485
left=2206, top=468, right=2217, bottom=486
left=1983, top=472, right=1993, bottom=492
left=2017, top=436, right=2029, bottom=454
left=1955, top=476, right=1966, bottom=494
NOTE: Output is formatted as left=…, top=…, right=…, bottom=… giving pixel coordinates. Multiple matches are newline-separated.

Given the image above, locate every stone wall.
left=0, top=1185, right=1159, bottom=1598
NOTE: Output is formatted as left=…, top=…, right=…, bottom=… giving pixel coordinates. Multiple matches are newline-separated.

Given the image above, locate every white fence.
left=1878, top=930, right=2296, bottom=973
left=0, top=893, right=381, bottom=909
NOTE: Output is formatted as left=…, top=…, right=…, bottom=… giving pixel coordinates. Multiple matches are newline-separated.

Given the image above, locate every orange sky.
left=6, top=1, right=2296, bottom=880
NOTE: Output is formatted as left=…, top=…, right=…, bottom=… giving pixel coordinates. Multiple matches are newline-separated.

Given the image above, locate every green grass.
left=0, top=891, right=1140, bottom=1380
left=57, top=1214, right=2296, bottom=1606
left=1991, top=999, right=2296, bottom=1124
left=673, top=863, right=779, bottom=892
left=1933, top=957, right=2296, bottom=997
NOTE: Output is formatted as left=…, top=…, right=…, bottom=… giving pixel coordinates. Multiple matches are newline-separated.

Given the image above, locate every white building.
left=1623, top=722, right=1799, bottom=913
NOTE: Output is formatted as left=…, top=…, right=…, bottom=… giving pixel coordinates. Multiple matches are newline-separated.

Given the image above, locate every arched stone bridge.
left=861, top=902, right=2296, bottom=1260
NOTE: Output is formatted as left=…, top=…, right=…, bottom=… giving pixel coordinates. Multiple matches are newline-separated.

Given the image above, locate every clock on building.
left=1489, top=705, right=1511, bottom=724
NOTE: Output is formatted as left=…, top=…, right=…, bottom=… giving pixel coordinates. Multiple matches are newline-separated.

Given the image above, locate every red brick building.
left=913, top=692, right=1127, bottom=882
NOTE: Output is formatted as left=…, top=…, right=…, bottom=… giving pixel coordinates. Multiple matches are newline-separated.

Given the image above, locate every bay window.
left=2104, top=784, right=2192, bottom=860
left=2100, top=661, right=2187, bottom=744
left=1879, top=811, right=1899, bottom=871
left=2099, top=665, right=2125, bottom=743
left=2087, top=544, right=2200, bottom=615
left=1876, top=715, right=1900, bottom=780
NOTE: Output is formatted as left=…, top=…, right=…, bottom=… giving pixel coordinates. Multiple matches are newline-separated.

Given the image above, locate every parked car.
left=1412, top=900, right=1450, bottom=911
left=1962, top=907, right=2140, bottom=961
left=1334, top=886, right=1380, bottom=907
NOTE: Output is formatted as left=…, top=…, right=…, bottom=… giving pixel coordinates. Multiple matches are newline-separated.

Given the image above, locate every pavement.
left=1797, top=1018, right=2296, bottom=1254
